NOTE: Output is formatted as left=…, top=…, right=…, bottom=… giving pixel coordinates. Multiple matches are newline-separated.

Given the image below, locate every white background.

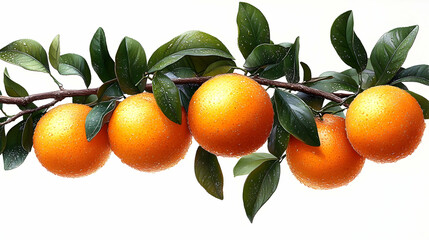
left=0, top=0, right=429, bottom=239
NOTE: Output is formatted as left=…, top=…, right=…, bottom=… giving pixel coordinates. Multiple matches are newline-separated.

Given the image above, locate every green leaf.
left=407, top=91, right=429, bottom=119
left=301, top=62, right=312, bottom=81
left=391, top=64, right=429, bottom=86
left=274, top=89, right=320, bottom=146
left=254, top=42, right=292, bottom=80
left=322, top=101, right=346, bottom=118
left=244, top=44, right=288, bottom=69
left=49, top=34, right=60, bottom=70
left=21, top=116, right=33, bottom=152
left=115, top=37, right=148, bottom=94
left=177, top=84, right=199, bottom=113
left=148, top=31, right=233, bottom=73
left=243, top=160, right=280, bottom=223
left=85, top=100, right=116, bottom=141
left=308, top=71, right=359, bottom=93
left=73, top=94, right=98, bottom=105
left=296, top=92, right=324, bottom=111
left=4, top=68, right=37, bottom=110
left=0, top=117, right=7, bottom=154
left=234, top=153, right=277, bottom=177
left=267, top=98, right=290, bottom=159
left=90, top=27, right=116, bottom=82
left=58, top=53, right=92, bottom=88
left=237, top=2, right=270, bottom=59
left=152, top=72, right=182, bottom=124
left=370, top=25, right=419, bottom=85
left=331, top=11, right=367, bottom=72
left=163, top=67, right=197, bottom=79
left=195, top=146, right=224, bottom=200
left=97, top=80, right=123, bottom=102
left=0, top=39, right=50, bottom=73
left=202, top=60, right=236, bottom=77
left=283, top=37, right=300, bottom=83
left=3, top=120, right=29, bottom=170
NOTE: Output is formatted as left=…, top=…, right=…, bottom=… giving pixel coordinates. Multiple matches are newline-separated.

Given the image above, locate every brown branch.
left=0, top=75, right=351, bottom=126
left=0, top=99, right=62, bottom=126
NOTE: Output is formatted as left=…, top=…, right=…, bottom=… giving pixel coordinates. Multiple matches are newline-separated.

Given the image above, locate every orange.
left=108, top=92, right=192, bottom=172
left=345, top=85, right=425, bottom=163
left=187, top=73, right=274, bottom=157
left=287, top=114, right=365, bottom=189
left=33, top=103, right=110, bottom=177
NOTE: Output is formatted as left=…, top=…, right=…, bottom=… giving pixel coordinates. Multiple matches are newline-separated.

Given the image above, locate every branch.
left=0, top=75, right=351, bottom=126
left=0, top=99, right=62, bottom=126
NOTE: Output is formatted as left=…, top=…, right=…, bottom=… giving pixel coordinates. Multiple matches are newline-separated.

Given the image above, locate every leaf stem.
left=49, top=73, right=64, bottom=90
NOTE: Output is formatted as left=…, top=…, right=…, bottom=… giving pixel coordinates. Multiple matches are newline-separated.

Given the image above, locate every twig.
left=0, top=99, right=61, bottom=126
left=0, top=75, right=353, bottom=126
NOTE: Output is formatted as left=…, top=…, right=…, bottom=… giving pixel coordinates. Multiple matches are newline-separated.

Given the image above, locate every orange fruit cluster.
left=32, top=74, right=425, bottom=191
left=32, top=74, right=274, bottom=177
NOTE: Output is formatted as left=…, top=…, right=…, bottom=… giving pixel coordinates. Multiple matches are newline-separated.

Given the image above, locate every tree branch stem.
left=0, top=76, right=351, bottom=126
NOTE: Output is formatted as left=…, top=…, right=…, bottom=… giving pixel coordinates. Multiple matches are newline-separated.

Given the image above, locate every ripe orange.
left=187, top=73, right=274, bottom=157
left=33, top=103, right=111, bottom=177
left=108, top=92, right=192, bottom=172
left=345, top=85, right=425, bottom=163
left=287, top=114, right=365, bottom=189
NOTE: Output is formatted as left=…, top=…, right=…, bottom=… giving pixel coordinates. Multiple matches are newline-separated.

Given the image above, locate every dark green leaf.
left=21, top=116, right=33, bottom=152
left=237, top=2, right=270, bottom=59
left=163, top=67, right=197, bottom=79
left=255, top=44, right=291, bottom=79
left=3, top=120, right=29, bottom=170
left=148, top=31, right=233, bottom=73
left=0, top=39, right=50, bottom=73
left=301, top=62, right=312, bottom=81
left=268, top=98, right=290, bottom=159
left=58, top=53, right=92, bottom=88
left=296, top=92, right=324, bottom=111
left=322, top=101, right=346, bottom=118
left=370, top=25, right=419, bottom=85
left=244, top=44, right=288, bottom=69
left=0, top=117, right=7, bottom=154
left=243, top=160, right=280, bottom=223
left=391, top=64, right=429, bottom=86
left=115, top=37, right=147, bottom=94
left=274, top=89, right=320, bottom=146
left=177, top=84, right=199, bottom=112
left=331, top=11, right=367, bottom=72
left=90, top=27, right=116, bottom=82
left=308, top=71, right=359, bottom=93
left=195, top=146, right=224, bottom=200
left=73, top=94, right=98, bottom=105
left=4, top=68, right=29, bottom=97
left=202, top=60, right=236, bottom=76
left=49, top=34, right=60, bottom=70
left=283, top=37, right=300, bottom=83
left=97, top=80, right=123, bottom=102
left=152, top=72, right=182, bottom=124
left=234, top=153, right=277, bottom=177
left=407, top=91, right=429, bottom=119
left=4, top=68, right=37, bottom=110
left=259, top=63, right=285, bottom=80
left=85, top=100, right=116, bottom=141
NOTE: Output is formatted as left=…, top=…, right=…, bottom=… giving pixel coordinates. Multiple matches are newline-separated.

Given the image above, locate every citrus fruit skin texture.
left=108, top=92, right=192, bottom=172
left=33, top=103, right=111, bottom=178
left=287, top=114, right=365, bottom=190
left=345, top=85, right=425, bottom=163
left=188, top=73, right=274, bottom=157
